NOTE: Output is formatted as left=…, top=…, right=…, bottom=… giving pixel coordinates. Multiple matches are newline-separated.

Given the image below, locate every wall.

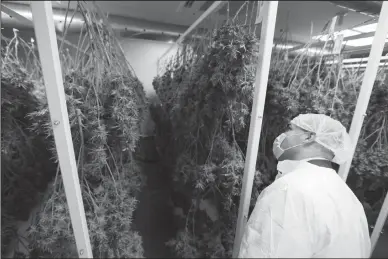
left=118, top=38, right=181, bottom=135
left=119, top=37, right=179, bottom=98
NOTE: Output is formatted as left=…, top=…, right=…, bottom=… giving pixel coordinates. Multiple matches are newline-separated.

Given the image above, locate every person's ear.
left=305, top=132, right=316, bottom=142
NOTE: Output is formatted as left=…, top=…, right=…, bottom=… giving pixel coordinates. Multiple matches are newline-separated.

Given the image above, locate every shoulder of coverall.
left=267, top=162, right=337, bottom=197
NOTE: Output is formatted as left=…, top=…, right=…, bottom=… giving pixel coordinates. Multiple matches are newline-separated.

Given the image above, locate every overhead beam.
left=3, top=1, right=213, bottom=46
left=330, top=1, right=382, bottom=17
left=2, top=4, right=34, bottom=25
left=1, top=2, right=84, bottom=33
left=157, top=1, right=226, bottom=67
left=179, top=1, right=225, bottom=45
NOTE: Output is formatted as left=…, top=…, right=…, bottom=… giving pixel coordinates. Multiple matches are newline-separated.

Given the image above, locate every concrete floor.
left=133, top=137, right=177, bottom=258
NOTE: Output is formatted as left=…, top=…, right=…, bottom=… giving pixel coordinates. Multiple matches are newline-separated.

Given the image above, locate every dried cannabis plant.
left=3, top=2, right=147, bottom=258
left=153, top=23, right=267, bottom=257
left=153, top=14, right=388, bottom=258
left=26, top=2, right=147, bottom=257
left=1, top=29, right=56, bottom=257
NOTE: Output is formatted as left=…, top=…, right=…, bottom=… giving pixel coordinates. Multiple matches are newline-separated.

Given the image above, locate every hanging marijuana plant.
left=153, top=23, right=270, bottom=258
left=7, top=2, right=149, bottom=258
left=153, top=14, right=388, bottom=257
left=1, top=29, right=56, bottom=257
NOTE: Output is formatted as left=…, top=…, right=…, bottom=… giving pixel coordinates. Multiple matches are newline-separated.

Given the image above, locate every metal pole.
left=157, top=1, right=225, bottom=65
left=30, top=2, right=93, bottom=258
left=371, top=191, right=388, bottom=254
left=232, top=2, right=279, bottom=257
left=338, top=1, right=388, bottom=181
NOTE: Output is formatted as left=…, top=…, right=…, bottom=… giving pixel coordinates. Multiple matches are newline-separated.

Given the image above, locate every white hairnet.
left=290, top=114, right=352, bottom=164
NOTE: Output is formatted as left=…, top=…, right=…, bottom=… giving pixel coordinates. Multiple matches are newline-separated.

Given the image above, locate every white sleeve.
left=238, top=186, right=315, bottom=258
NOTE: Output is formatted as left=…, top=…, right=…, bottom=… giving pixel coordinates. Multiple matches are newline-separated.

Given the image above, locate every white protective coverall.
left=238, top=114, right=371, bottom=258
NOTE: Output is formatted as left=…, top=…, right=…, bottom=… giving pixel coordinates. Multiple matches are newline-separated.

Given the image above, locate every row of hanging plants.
left=152, top=20, right=388, bottom=257
left=1, top=2, right=147, bottom=258
left=1, top=31, right=57, bottom=257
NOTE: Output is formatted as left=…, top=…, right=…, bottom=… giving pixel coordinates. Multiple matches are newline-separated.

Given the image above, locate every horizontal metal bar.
left=157, top=1, right=226, bottom=64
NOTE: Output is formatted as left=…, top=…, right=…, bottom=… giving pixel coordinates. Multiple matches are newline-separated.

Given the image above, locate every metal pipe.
left=1, top=2, right=84, bottom=32
left=1, top=3, right=88, bottom=55
left=157, top=1, right=226, bottom=65
left=176, top=1, right=225, bottom=45
left=1, top=2, right=195, bottom=38
left=117, top=26, right=206, bottom=39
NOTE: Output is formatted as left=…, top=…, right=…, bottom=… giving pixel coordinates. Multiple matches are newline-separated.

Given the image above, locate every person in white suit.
left=238, top=113, right=371, bottom=258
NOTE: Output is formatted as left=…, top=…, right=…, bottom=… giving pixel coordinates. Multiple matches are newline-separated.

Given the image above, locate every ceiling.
left=56, top=1, right=377, bottom=41
left=1, top=1, right=386, bottom=57
left=2, top=1, right=208, bottom=26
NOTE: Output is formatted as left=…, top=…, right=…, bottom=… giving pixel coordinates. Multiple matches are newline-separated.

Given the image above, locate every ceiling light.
left=313, top=29, right=360, bottom=41
left=340, top=30, right=361, bottom=38
left=273, top=44, right=294, bottom=49
left=353, top=23, right=377, bottom=33
left=167, top=40, right=174, bottom=44
left=347, top=8, right=357, bottom=12
left=326, top=56, right=388, bottom=65
left=343, top=62, right=388, bottom=69
left=344, top=36, right=388, bottom=47
left=296, top=47, right=331, bottom=56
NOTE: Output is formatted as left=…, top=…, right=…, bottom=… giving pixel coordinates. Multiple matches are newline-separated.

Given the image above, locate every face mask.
left=272, top=132, right=308, bottom=160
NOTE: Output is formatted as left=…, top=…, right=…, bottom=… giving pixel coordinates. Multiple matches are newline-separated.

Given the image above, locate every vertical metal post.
left=338, top=1, right=388, bottom=181
left=30, top=2, right=93, bottom=258
left=334, top=2, right=388, bottom=255
left=232, top=2, right=279, bottom=257
left=371, top=192, right=388, bottom=254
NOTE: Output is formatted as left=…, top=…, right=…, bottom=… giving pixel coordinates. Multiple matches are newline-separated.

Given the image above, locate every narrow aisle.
left=133, top=137, right=177, bottom=258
